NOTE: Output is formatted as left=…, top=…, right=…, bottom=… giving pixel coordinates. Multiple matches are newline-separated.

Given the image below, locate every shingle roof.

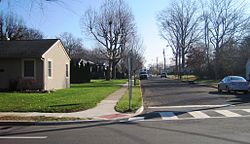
left=0, top=39, right=59, bottom=58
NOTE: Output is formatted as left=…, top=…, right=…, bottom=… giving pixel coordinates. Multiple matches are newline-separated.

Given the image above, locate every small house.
left=0, top=39, right=70, bottom=91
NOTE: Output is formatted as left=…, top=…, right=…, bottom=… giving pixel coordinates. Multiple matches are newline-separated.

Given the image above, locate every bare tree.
left=21, top=28, right=44, bottom=40
left=0, top=12, right=44, bottom=40
left=186, top=44, right=207, bottom=78
left=206, top=0, right=250, bottom=79
left=200, top=0, right=213, bottom=78
left=120, top=35, right=145, bottom=77
left=81, top=0, right=136, bottom=80
left=57, top=32, right=84, bottom=58
left=158, top=0, right=200, bottom=78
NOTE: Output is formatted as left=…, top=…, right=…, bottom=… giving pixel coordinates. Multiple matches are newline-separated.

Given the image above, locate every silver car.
left=218, top=76, right=249, bottom=94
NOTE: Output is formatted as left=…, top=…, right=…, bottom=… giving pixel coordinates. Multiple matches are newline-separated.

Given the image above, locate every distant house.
left=0, top=39, right=70, bottom=91
left=246, top=59, right=250, bottom=81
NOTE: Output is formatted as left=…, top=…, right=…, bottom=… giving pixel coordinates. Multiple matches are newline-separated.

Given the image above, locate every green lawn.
left=115, top=80, right=142, bottom=113
left=0, top=79, right=127, bottom=113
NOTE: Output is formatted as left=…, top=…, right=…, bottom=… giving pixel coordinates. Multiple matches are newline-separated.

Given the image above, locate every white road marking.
left=242, top=109, right=250, bottom=113
left=159, top=112, right=178, bottom=120
left=215, top=110, right=241, bottom=117
left=188, top=111, right=210, bottom=119
left=128, top=108, right=250, bottom=122
left=128, top=117, right=144, bottom=122
left=0, top=136, right=47, bottom=139
left=148, top=104, right=231, bottom=109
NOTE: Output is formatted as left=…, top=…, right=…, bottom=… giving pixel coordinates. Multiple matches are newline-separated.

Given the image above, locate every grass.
left=0, top=79, right=127, bottom=113
left=115, top=80, right=142, bottom=113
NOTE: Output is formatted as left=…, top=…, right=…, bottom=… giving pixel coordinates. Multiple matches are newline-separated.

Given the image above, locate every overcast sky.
left=1, top=0, right=249, bottom=67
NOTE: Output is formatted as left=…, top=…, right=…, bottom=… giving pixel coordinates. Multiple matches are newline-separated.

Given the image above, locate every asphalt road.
left=1, top=117, right=250, bottom=144
left=141, top=77, right=250, bottom=112
left=1, top=77, right=250, bottom=144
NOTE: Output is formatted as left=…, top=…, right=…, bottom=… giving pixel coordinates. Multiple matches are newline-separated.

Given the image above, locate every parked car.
left=139, top=71, right=148, bottom=80
left=218, top=76, right=249, bottom=94
left=160, top=72, right=167, bottom=78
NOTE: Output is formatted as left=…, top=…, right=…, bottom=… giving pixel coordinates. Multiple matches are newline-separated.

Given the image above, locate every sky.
left=1, top=0, right=249, bottom=68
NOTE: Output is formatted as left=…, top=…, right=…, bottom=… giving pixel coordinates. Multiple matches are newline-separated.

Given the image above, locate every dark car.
left=218, top=76, right=249, bottom=94
left=160, top=72, right=167, bottom=78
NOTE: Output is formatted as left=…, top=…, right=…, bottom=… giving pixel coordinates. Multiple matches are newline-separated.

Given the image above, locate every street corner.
left=96, top=114, right=130, bottom=120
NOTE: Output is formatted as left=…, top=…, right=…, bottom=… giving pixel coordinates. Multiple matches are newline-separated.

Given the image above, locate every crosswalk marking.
left=128, top=117, right=144, bottom=122
left=128, top=109, right=250, bottom=122
left=242, top=109, right=250, bottom=113
left=188, top=111, right=210, bottom=119
left=159, top=112, right=178, bottom=120
left=215, top=110, right=241, bottom=117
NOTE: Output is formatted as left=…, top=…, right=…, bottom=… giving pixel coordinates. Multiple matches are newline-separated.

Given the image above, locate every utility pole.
left=128, top=50, right=132, bottom=111
left=163, top=48, right=166, bottom=72
left=156, top=57, right=158, bottom=74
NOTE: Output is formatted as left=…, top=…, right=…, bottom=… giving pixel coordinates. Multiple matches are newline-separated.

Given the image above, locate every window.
left=48, top=61, right=52, bottom=78
left=23, top=60, right=35, bottom=78
left=66, top=64, right=69, bottom=78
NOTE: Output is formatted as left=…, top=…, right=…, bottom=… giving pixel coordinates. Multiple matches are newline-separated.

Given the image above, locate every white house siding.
left=43, top=41, right=70, bottom=90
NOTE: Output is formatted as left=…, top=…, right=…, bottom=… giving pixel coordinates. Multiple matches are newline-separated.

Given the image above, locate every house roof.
left=0, top=39, right=59, bottom=58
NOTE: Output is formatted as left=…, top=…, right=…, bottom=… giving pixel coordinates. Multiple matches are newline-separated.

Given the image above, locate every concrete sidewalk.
left=0, top=83, right=142, bottom=121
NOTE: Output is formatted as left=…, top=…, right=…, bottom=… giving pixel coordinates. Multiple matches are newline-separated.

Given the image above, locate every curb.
left=0, top=116, right=136, bottom=126
left=137, top=79, right=144, bottom=115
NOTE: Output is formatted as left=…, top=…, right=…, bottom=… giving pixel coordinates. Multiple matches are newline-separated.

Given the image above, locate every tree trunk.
left=112, top=64, right=117, bottom=79
left=175, top=54, right=178, bottom=76
left=178, top=47, right=182, bottom=79
left=181, top=47, right=185, bottom=72
left=106, top=61, right=112, bottom=80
